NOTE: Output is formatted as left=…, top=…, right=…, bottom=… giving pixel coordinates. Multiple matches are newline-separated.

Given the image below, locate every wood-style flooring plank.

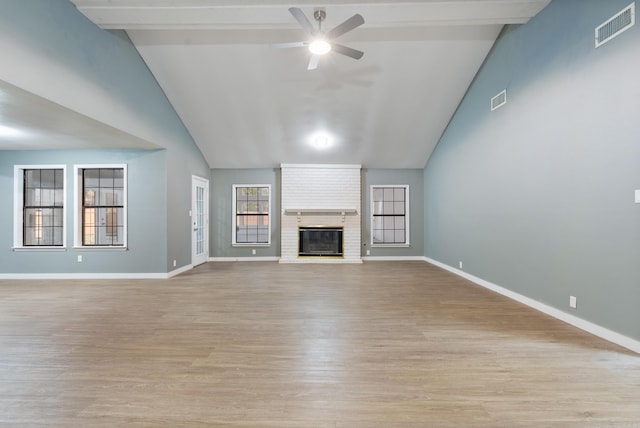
left=1, top=261, right=639, bottom=426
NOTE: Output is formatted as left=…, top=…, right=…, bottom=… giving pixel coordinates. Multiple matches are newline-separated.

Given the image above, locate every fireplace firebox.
left=298, top=227, right=343, bottom=257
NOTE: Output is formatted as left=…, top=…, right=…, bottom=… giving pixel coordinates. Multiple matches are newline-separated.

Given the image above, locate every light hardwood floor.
left=1, top=261, right=639, bottom=427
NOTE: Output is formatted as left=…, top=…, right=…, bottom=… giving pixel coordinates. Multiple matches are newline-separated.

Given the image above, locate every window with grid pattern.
left=78, top=167, right=126, bottom=247
left=21, top=168, right=65, bottom=247
left=233, top=185, right=270, bottom=245
left=371, top=185, right=410, bottom=246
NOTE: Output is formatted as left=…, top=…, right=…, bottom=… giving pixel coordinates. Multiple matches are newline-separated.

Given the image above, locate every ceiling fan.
left=275, top=7, right=365, bottom=70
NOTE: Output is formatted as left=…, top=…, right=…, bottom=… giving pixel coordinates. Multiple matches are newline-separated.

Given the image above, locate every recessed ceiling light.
left=314, top=135, right=329, bottom=147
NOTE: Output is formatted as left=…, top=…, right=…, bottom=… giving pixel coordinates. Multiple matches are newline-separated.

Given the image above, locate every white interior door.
left=192, top=175, right=209, bottom=266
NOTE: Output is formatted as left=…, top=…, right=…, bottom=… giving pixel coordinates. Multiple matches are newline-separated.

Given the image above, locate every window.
left=371, top=185, right=410, bottom=246
left=232, top=185, right=270, bottom=245
left=75, top=165, right=127, bottom=247
left=13, top=166, right=66, bottom=248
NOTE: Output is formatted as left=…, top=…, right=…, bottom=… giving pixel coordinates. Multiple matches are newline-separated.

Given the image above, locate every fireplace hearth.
left=299, top=227, right=343, bottom=257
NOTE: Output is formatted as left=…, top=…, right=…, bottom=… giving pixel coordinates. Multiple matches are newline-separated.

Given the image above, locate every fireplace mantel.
left=284, top=209, right=358, bottom=222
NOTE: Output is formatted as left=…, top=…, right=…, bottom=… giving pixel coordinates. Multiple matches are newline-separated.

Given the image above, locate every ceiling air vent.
left=491, top=89, right=507, bottom=111
left=595, top=2, right=635, bottom=48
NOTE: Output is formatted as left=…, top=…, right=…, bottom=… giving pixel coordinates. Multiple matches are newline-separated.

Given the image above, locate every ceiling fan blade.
left=331, top=43, right=364, bottom=60
left=289, top=7, right=316, bottom=36
left=272, top=41, right=308, bottom=49
left=308, top=54, right=320, bottom=70
left=326, top=14, right=364, bottom=40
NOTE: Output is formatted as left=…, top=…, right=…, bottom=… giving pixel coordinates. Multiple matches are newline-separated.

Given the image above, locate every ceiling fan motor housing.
left=313, top=8, right=326, bottom=23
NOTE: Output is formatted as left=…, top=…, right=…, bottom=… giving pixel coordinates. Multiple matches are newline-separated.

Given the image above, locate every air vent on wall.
left=491, top=89, right=507, bottom=111
left=595, top=2, right=635, bottom=48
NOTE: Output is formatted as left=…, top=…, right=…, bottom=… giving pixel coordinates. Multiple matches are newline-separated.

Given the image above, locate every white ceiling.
left=7, top=0, right=551, bottom=168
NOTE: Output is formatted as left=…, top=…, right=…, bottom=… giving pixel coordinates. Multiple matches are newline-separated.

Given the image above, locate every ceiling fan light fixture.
left=309, top=38, right=331, bottom=55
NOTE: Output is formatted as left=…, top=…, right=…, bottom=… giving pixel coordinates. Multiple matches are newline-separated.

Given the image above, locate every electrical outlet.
left=366, top=249, right=370, bottom=256
left=569, top=295, right=577, bottom=309
left=77, top=255, right=83, bottom=263
left=252, top=249, right=256, bottom=255
left=173, top=259, right=177, bottom=267
left=459, top=261, right=463, bottom=270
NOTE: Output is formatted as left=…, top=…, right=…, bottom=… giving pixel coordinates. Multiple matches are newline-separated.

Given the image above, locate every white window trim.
left=370, top=184, right=410, bottom=248
left=232, top=184, right=271, bottom=247
left=73, top=164, right=128, bottom=249
left=13, top=165, right=67, bottom=251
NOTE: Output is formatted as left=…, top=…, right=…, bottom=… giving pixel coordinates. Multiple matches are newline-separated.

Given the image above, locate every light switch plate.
left=635, top=190, right=640, bottom=203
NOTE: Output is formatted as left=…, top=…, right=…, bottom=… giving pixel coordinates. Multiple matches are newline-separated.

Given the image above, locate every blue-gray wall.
left=0, top=0, right=210, bottom=274
left=424, top=0, right=640, bottom=341
left=210, top=169, right=281, bottom=258
left=362, top=169, right=424, bottom=257
left=0, top=150, right=166, bottom=274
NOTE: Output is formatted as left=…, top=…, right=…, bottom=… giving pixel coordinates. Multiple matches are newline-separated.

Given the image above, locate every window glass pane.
left=383, top=216, right=395, bottom=229
left=55, top=169, right=64, bottom=186
left=40, top=170, right=55, bottom=188
left=383, top=201, right=393, bottom=214
left=25, top=188, right=39, bottom=206
left=383, top=188, right=394, bottom=201
left=395, top=216, right=405, bottom=229
left=54, top=188, right=64, bottom=206
left=395, top=230, right=405, bottom=243
left=40, top=188, right=55, bottom=206
left=372, top=188, right=384, bottom=202
left=83, top=208, right=97, bottom=245
left=394, top=201, right=405, bottom=215
left=53, top=207, right=64, bottom=227
left=24, top=208, right=40, bottom=228
left=41, top=208, right=54, bottom=227
left=84, top=169, right=100, bottom=187
left=25, top=169, right=40, bottom=188
left=84, top=190, right=97, bottom=206
left=99, top=169, right=115, bottom=188
left=100, top=189, right=122, bottom=206
left=394, top=188, right=405, bottom=201
left=113, top=169, right=124, bottom=188
left=372, top=200, right=383, bottom=215
left=383, top=230, right=395, bottom=242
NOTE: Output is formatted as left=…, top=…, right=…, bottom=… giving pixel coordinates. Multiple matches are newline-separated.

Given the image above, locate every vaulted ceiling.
left=5, top=1, right=552, bottom=168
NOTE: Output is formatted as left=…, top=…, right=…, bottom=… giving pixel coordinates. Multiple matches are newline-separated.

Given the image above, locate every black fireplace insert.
left=298, top=227, right=343, bottom=257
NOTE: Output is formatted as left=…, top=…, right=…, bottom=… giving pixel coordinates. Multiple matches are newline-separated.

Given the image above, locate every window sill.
left=73, top=246, right=128, bottom=251
left=371, top=244, right=411, bottom=248
left=232, top=243, right=271, bottom=247
left=13, top=247, right=67, bottom=252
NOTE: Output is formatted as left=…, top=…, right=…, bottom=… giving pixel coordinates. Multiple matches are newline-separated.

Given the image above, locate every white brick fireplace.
left=280, top=164, right=362, bottom=263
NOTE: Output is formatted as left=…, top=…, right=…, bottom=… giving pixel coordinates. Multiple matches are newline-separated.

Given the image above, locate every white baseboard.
left=209, top=257, right=280, bottom=262
left=362, top=256, right=427, bottom=261
left=0, top=272, right=170, bottom=280
left=424, top=257, right=640, bottom=354
left=167, top=264, right=193, bottom=278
